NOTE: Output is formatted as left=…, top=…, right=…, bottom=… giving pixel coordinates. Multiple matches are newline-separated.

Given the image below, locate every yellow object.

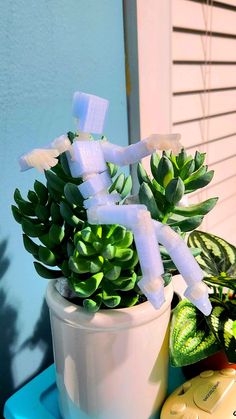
left=161, top=369, right=236, bottom=418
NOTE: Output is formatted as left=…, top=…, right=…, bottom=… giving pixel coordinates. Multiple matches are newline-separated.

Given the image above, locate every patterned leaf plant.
left=170, top=231, right=236, bottom=367
left=12, top=134, right=217, bottom=312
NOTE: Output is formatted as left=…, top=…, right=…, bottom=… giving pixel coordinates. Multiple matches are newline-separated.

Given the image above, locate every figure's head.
left=72, top=91, right=109, bottom=134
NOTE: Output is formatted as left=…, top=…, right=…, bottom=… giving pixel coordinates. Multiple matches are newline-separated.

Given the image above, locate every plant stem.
left=162, top=210, right=173, bottom=224
left=162, top=213, right=170, bottom=224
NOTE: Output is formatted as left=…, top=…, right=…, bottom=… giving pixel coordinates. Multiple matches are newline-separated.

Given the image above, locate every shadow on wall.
left=0, top=238, right=17, bottom=413
left=0, top=236, right=53, bottom=412
left=20, top=298, right=54, bottom=380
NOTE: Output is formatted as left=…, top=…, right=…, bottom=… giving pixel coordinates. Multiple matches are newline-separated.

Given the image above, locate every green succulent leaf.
left=139, top=183, right=162, bottom=219
left=67, top=241, right=75, bottom=257
left=194, top=151, right=206, bottom=170
left=180, top=159, right=195, bottom=180
left=163, top=259, right=177, bottom=271
left=27, top=190, right=38, bottom=204
left=185, top=170, right=214, bottom=193
left=113, top=273, right=137, bottom=291
left=169, top=215, right=204, bottom=232
left=79, top=226, right=95, bottom=243
left=76, top=240, right=98, bottom=257
left=59, top=152, right=72, bottom=177
left=102, top=287, right=121, bottom=308
left=114, top=248, right=133, bottom=261
left=107, top=162, right=118, bottom=178
left=49, top=224, right=65, bottom=245
left=165, top=177, right=185, bottom=205
left=71, top=273, right=103, bottom=298
left=14, top=189, right=35, bottom=216
left=120, top=175, right=132, bottom=199
left=108, top=225, right=126, bottom=243
left=38, top=233, right=55, bottom=250
left=170, top=299, right=221, bottom=367
left=35, top=204, right=50, bottom=222
left=176, top=149, right=188, bottom=169
left=21, top=219, right=47, bottom=237
left=114, top=251, right=139, bottom=270
left=101, top=244, right=116, bottom=259
left=116, top=231, right=133, bottom=248
left=104, top=264, right=121, bottom=280
left=137, top=162, right=150, bottom=185
left=12, top=205, right=22, bottom=223
left=38, top=246, right=57, bottom=266
left=109, top=173, right=125, bottom=194
left=23, top=234, right=39, bottom=256
left=83, top=294, right=103, bottom=312
left=88, top=256, right=104, bottom=274
left=184, top=165, right=207, bottom=184
left=50, top=203, right=63, bottom=225
left=34, top=180, right=48, bottom=205
left=64, top=183, right=84, bottom=206
left=33, top=262, right=62, bottom=279
left=60, top=202, right=83, bottom=227
left=45, top=170, right=66, bottom=195
left=69, top=256, right=90, bottom=274
left=67, top=131, right=76, bottom=144
left=120, top=294, right=139, bottom=307
left=174, top=198, right=218, bottom=217
left=156, top=155, right=174, bottom=187
left=150, top=153, right=160, bottom=179
left=69, top=255, right=103, bottom=274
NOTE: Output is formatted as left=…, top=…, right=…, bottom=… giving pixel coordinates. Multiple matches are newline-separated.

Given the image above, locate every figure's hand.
left=51, top=134, right=71, bottom=153
left=144, top=133, right=182, bottom=155
left=20, top=148, right=59, bottom=172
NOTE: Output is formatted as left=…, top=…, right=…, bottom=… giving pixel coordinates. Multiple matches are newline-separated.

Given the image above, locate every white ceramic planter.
left=46, top=281, right=173, bottom=419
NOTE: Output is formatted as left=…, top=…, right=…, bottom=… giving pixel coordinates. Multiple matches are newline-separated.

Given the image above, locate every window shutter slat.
left=173, top=0, right=236, bottom=35
left=173, top=90, right=236, bottom=123
left=187, top=134, right=236, bottom=165
left=173, top=65, right=236, bottom=92
left=173, top=33, right=236, bottom=61
left=172, top=0, right=236, bottom=242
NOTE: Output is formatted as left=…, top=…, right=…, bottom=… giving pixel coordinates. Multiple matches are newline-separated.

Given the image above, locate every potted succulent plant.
left=12, top=138, right=217, bottom=419
left=170, top=230, right=236, bottom=378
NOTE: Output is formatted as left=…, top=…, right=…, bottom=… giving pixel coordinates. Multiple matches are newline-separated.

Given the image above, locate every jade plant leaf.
left=83, top=293, right=103, bottom=312
left=33, top=262, right=62, bottom=279
left=71, top=272, right=103, bottom=298
left=170, top=299, right=221, bottom=367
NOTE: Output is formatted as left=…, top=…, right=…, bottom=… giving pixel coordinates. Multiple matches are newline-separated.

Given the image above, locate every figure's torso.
left=67, top=140, right=107, bottom=178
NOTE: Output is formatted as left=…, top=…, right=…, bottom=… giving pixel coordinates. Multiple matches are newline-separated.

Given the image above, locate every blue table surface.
left=3, top=364, right=185, bottom=419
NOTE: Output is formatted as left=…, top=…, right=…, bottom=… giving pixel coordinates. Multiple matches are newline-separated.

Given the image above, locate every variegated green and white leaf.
left=207, top=297, right=236, bottom=363
left=170, top=299, right=221, bottom=367
left=188, top=231, right=236, bottom=277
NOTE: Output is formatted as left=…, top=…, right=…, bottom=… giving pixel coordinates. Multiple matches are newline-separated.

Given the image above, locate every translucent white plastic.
left=19, top=90, right=212, bottom=315
left=72, top=91, right=109, bottom=134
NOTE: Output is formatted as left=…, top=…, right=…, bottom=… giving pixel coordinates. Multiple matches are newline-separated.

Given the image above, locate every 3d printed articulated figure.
left=19, top=91, right=212, bottom=315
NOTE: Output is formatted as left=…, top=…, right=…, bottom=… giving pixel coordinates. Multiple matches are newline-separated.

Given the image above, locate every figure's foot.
left=138, top=277, right=165, bottom=309
left=184, top=282, right=212, bottom=316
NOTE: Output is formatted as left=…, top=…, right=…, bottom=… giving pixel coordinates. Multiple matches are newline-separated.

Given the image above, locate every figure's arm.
left=19, top=134, right=71, bottom=172
left=101, top=133, right=182, bottom=166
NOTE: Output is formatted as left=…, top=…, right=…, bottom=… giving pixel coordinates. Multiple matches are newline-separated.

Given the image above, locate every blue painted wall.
left=0, top=0, right=128, bottom=409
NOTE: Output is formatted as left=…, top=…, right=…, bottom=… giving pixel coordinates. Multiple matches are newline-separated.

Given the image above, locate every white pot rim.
left=46, top=280, right=173, bottom=331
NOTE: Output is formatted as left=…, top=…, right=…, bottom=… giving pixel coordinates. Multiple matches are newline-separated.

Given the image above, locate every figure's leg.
left=153, top=220, right=212, bottom=315
left=87, top=205, right=165, bottom=309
